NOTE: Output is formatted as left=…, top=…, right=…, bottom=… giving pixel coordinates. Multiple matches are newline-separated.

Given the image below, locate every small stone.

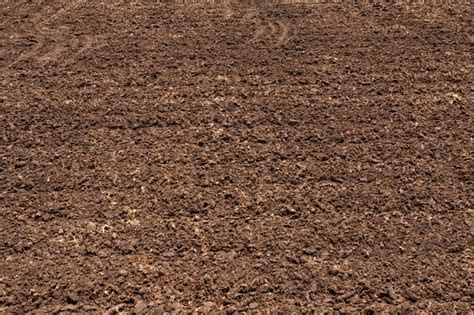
left=162, top=251, right=175, bottom=257
left=202, top=302, right=215, bottom=308
left=64, top=293, right=78, bottom=304
left=387, top=285, right=397, bottom=301
left=257, top=284, right=271, bottom=293
left=330, top=265, right=344, bottom=275
left=118, top=269, right=129, bottom=277
left=407, top=290, right=418, bottom=302
left=249, top=302, right=258, bottom=309
left=333, top=303, right=344, bottom=310
left=304, top=247, right=317, bottom=255
left=61, top=304, right=80, bottom=311
left=449, top=292, right=461, bottom=301
left=288, top=119, right=299, bottom=126
left=284, top=207, right=297, bottom=215
left=338, top=291, right=355, bottom=301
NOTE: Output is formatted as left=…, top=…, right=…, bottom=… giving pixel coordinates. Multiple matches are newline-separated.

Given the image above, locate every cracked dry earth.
left=1, top=0, right=473, bottom=313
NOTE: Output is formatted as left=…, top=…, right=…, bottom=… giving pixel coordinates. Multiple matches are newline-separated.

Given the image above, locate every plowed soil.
left=1, top=0, right=473, bottom=313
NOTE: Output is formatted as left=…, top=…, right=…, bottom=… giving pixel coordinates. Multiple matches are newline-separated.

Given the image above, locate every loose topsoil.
left=0, top=0, right=473, bottom=313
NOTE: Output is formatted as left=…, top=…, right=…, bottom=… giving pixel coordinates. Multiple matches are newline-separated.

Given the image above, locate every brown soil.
left=1, top=0, right=473, bottom=313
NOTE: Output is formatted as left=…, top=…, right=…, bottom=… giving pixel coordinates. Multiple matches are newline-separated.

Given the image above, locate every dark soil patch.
left=1, top=0, right=472, bottom=313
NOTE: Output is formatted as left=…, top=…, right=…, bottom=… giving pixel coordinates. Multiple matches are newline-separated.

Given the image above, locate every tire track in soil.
left=37, top=33, right=98, bottom=66
left=161, top=1, right=293, bottom=48
left=248, top=19, right=293, bottom=47
left=7, top=0, right=98, bottom=68
left=2, top=1, right=473, bottom=313
left=222, top=0, right=234, bottom=19
left=239, top=2, right=294, bottom=47
left=274, top=20, right=291, bottom=46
